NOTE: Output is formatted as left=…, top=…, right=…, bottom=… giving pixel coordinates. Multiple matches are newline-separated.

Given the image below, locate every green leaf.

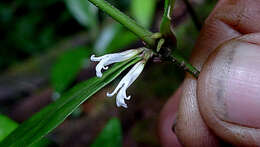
left=94, top=23, right=138, bottom=55
left=0, top=115, right=18, bottom=142
left=130, top=0, right=156, bottom=28
left=0, top=57, right=141, bottom=147
left=51, top=47, right=91, bottom=93
left=105, top=30, right=137, bottom=54
left=94, top=23, right=121, bottom=55
left=65, top=0, right=98, bottom=28
left=160, top=0, right=175, bottom=35
left=91, top=118, right=122, bottom=147
left=0, top=114, right=51, bottom=147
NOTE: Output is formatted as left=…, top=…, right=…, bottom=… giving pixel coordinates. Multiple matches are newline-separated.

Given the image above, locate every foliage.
left=65, top=0, right=98, bottom=28
left=0, top=114, right=51, bottom=147
left=0, top=0, right=83, bottom=70
left=0, top=0, right=217, bottom=146
left=0, top=115, right=17, bottom=142
left=91, top=118, right=122, bottom=147
left=51, top=47, right=91, bottom=93
left=0, top=58, right=140, bottom=146
left=130, top=0, right=156, bottom=28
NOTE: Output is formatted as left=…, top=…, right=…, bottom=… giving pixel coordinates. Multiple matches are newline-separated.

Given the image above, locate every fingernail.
left=205, top=41, right=260, bottom=128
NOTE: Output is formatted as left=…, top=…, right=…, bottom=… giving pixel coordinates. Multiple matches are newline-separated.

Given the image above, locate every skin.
left=158, top=0, right=260, bottom=146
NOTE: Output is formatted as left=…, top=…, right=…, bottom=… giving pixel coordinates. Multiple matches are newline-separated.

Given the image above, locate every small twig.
left=161, top=48, right=199, bottom=78
left=88, top=0, right=155, bottom=47
left=87, top=0, right=200, bottom=78
left=171, top=50, right=200, bottom=78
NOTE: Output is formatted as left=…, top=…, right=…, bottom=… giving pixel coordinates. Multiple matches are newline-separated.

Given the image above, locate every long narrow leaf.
left=0, top=57, right=141, bottom=147
left=0, top=115, right=51, bottom=147
left=65, top=0, right=98, bottom=28
left=0, top=115, right=18, bottom=142
left=160, top=0, right=175, bottom=35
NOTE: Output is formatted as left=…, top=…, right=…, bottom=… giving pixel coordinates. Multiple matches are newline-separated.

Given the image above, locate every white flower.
left=90, top=48, right=144, bottom=77
left=106, top=61, right=145, bottom=108
left=91, top=48, right=153, bottom=108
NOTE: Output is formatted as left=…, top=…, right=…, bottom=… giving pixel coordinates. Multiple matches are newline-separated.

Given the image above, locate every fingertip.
left=198, top=33, right=260, bottom=146
left=175, top=77, right=220, bottom=147
left=158, top=88, right=182, bottom=147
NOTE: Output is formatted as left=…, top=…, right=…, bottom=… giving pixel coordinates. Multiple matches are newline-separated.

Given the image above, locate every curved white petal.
left=91, top=48, right=145, bottom=78
left=106, top=82, right=124, bottom=97
left=122, top=61, right=145, bottom=89
left=116, top=97, right=127, bottom=108
left=116, top=85, right=129, bottom=108
left=95, top=65, right=103, bottom=78
left=100, top=49, right=144, bottom=68
left=108, top=60, right=145, bottom=108
left=95, top=59, right=109, bottom=77
left=125, top=95, right=131, bottom=100
left=90, top=55, right=104, bottom=61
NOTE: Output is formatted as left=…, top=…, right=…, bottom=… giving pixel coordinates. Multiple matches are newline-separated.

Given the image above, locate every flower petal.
left=107, top=60, right=145, bottom=108
left=116, top=98, right=127, bottom=108
left=91, top=48, right=145, bottom=78
left=116, top=85, right=129, bottom=108
left=107, top=82, right=124, bottom=97
left=95, top=59, right=109, bottom=77
left=90, top=55, right=103, bottom=61
left=123, top=61, right=145, bottom=89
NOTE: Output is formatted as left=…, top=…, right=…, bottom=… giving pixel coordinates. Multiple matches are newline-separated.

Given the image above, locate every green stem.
left=87, top=0, right=200, bottom=78
left=88, top=0, right=155, bottom=47
left=171, top=50, right=200, bottom=78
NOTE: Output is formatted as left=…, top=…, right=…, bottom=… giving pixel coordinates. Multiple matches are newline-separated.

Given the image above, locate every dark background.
left=0, top=0, right=216, bottom=146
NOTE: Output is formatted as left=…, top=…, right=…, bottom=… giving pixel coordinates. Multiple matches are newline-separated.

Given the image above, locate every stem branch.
left=171, top=50, right=200, bottom=78
left=88, top=0, right=155, bottom=47
left=88, top=0, right=200, bottom=78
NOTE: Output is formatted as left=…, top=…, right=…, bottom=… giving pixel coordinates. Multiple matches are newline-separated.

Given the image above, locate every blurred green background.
left=0, top=0, right=216, bottom=146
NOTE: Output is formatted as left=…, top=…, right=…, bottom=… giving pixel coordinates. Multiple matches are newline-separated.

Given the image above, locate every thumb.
left=198, top=33, right=260, bottom=146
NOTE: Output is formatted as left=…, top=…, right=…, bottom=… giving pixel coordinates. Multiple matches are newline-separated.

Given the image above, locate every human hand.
left=159, top=0, right=260, bottom=146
